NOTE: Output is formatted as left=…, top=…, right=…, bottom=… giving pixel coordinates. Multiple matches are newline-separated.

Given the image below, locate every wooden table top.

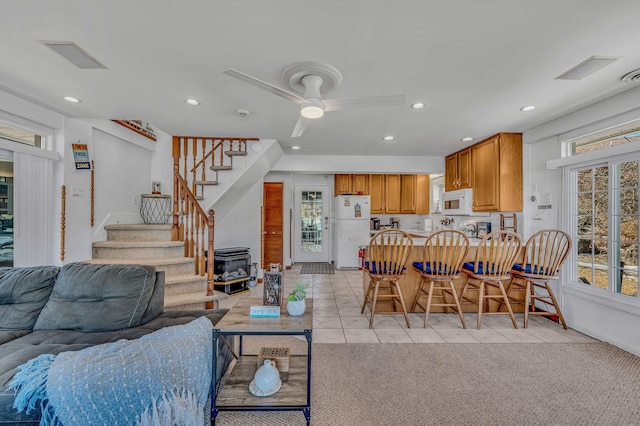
left=215, top=298, right=313, bottom=332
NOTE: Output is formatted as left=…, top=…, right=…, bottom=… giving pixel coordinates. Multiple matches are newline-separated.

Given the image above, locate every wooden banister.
left=171, top=135, right=260, bottom=305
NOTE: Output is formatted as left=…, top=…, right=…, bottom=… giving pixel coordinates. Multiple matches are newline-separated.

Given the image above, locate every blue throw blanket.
left=9, top=317, right=213, bottom=426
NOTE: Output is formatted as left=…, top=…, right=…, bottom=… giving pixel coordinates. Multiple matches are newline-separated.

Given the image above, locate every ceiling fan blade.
left=323, top=95, right=406, bottom=112
left=291, top=116, right=311, bottom=138
left=223, top=69, right=307, bottom=104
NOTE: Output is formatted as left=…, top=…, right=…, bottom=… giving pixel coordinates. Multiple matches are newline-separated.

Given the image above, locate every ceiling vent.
left=555, top=55, right=619, bottom=80
left=40, top=41, right=107, bottom=69
left=621, top=68, right=640, bottom=83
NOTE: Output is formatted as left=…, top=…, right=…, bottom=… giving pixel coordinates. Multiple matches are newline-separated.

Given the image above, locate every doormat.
left=300, top=263, right=335, bottom=274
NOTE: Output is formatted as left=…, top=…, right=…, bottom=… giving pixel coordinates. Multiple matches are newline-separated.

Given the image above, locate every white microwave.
left=442, top=188, right=474, bottom=216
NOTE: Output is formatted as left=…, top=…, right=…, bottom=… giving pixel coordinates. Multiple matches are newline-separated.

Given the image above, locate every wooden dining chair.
left=506, top=229, right=572, bottom=329
left=361, top=229, right=413, bottom=329
left=459, top=230, right=522, bottom=329
left=411, top=230, right=470, bottom=328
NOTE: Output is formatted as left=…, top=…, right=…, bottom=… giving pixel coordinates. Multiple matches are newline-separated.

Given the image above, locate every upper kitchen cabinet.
left=370, top=174, right=385, bottom=213
left=472, top=132, right=523, bottom=212
left=351, top=174, right=369, bottom=195
left=370, top=174, right=401, bottom=214
left=444, top=147, right=472, bottom=192
left=384, top=174, right=402, bottom=214
left=334, top=174, right=370, bottom=195
left=334, top=174, right=351, bottom=195
left=400, top=174, right=430, bottom=214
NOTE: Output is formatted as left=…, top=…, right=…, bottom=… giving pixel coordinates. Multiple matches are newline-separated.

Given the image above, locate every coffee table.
left=211, top=298, right=313, bottom=425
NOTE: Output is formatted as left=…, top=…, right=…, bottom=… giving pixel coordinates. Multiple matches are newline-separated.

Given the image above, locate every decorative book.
left=249, top=305, right=281, bottom=317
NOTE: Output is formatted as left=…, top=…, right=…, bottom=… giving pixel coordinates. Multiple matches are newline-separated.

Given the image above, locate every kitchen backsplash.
left=374, top=212, right=523, bottom=237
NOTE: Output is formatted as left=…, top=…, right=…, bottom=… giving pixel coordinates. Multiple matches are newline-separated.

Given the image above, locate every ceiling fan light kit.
left=223, top=61, right=406, bottom=137
left=300, top=99, right=324, bottom=119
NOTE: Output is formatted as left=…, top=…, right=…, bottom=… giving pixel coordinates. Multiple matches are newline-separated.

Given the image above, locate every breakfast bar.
left=362, top=232, right=524, bottom=313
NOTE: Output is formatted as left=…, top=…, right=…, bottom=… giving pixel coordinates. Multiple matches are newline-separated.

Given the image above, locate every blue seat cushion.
left=364, top=261, right=406, bottom=275
left=463, top=262, right=509, bottom=275
left=413, top=262, right=459, bottom=275
left=512, top=263, right=554, bottom=275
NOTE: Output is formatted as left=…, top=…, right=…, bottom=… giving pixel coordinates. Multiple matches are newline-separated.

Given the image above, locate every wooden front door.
left=263, top=182, right=284, bottom=269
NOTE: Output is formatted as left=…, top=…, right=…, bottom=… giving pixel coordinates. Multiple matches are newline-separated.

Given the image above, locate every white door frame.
left=293, top=185, right=331, bottom=263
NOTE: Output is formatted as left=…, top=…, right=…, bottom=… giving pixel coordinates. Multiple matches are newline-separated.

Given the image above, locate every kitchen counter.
left=362, top=239, right=524, bottom=313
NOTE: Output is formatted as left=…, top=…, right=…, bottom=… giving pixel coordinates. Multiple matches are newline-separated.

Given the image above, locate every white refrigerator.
left=335, top=195, right=371, bottom=269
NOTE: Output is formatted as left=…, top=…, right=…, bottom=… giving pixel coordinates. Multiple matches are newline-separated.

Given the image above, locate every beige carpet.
left=214, top=340, right=640, bottom=425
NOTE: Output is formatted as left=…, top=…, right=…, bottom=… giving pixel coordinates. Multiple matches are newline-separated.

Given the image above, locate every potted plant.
left=286, top=282, right=307, bottom=316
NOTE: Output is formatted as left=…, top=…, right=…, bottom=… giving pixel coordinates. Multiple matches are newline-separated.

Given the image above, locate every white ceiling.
left=2, top=0, right=640, bottom=157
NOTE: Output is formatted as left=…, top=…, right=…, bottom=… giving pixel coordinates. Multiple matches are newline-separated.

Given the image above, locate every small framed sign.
left=71, top=142, right=91, bottom=170
left=263, top=271, right=283, bottom=306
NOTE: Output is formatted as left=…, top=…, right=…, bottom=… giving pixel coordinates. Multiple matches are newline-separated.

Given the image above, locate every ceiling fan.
left=223, top=61, right=406, bottom=137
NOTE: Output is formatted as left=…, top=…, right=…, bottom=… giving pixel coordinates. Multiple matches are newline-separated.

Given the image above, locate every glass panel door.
left=294, top=185, right=330, bottom=263
left=0, top=159, right=13, bottom=266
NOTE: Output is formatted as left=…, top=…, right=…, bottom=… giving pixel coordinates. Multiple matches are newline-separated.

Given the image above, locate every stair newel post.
left=206, top=209, right=215, bottom=309
left=198, top=211, right=206, bottom=276
left=186, top=199, right=193, bottom=258
left=171, top=137, right=181, bottom=241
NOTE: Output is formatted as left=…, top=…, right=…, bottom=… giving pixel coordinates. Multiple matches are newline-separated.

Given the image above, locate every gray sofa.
left=0, top=262, right=232, bottom=425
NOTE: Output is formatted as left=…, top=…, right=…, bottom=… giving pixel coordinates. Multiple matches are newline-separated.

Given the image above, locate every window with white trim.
left=570, top=154, right=639, bottom=297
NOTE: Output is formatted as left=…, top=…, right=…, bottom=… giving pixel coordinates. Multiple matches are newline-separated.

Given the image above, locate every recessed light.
left=64, top=96, right=81, bottom=103
left=520, top=105, right=536, bottom=111
left=383, top=135, right=395, bottom=141
left=462, top=137, right=474, bottom=142
left=185, top=99, right=199, bottom=106
left=291, top=145, right=300, bottom=150
left=410, top=102, right=425, bottom=109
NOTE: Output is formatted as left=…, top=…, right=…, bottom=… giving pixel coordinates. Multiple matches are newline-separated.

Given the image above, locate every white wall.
left=214, top=180, right=263, bottom=272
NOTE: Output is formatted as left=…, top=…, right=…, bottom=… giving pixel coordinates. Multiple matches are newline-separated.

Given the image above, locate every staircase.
left=91, top=224, right=228, bottom=310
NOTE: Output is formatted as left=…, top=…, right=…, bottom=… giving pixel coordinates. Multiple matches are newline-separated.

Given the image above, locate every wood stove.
left=213, top=247, right=250, bottom=294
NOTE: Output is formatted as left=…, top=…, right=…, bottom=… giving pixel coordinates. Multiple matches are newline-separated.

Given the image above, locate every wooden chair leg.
left=424, top=281, right=435, bottom=328
left=368, top=281, right=380, bottom=329
left=477, top=281, right=485, bottom=329
left=497, top=281, right=518, bottom=329
left=448, top=280, right=466, bottom=329
left=544, top=282, right=568, bottom=329
left=411, top=278, right=426, bottom=312
left=361, top=281, right=373, bottom=314
left=523, top=280, right=531, bottom=328
left=393, top=280, right=411, bottom=328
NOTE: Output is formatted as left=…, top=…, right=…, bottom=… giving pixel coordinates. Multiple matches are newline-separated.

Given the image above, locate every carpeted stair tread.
left=86, top=257, right=194, bottom=266
left=165, top=292, right=226, bottom=308
left=104, top=224, right=172, bottom=231
left=92, top=240, right=184, bottom=248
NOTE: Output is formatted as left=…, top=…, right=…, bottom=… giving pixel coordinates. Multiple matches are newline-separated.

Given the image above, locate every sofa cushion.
left=0, top=266, right=59, bottom=331
left=34, top=263, right=156, bottom=332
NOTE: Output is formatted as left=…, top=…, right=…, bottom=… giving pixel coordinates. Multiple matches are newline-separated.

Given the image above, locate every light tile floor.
left=218, top=264, right=597, bottom=344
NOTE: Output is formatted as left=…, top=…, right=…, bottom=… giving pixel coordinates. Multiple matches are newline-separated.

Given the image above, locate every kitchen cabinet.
left=444, top=147, right=472, bottom=191
left=334, top=174, right=351, bottom=195
left=334, top=174, right=369, bottom=195
left=370, top=174, right=385, bottom=213
left=400, top=175, right=416, bottom=213
left=472, top=132, right=522, bottom=212
left=415, top=174, right=430, bottom=214
left=352, top=174, right=369, bottom=195
left=370, top=174, right=429, bottom=214
left=384, top=174, right=401, bottom=214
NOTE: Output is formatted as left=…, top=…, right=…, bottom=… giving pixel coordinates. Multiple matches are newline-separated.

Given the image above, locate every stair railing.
left=172, top=170, right=214, bottom=298
left=172, top=135, right=259, bottom=304
left=172, top=136, right=259, bottom=199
